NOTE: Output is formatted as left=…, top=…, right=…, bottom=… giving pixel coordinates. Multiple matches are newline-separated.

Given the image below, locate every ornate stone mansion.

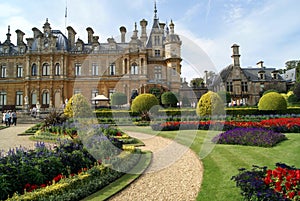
left=0, top=5, right=182, bottom=110
left=212, top=44, right=287, bottom=106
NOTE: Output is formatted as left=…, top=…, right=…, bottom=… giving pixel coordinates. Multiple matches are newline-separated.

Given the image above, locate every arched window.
left=131, top=63, right=138, bottom=75
left=55, top=63, right=60, bottom=76
left=42, top=91, right=50, bottom=105
left=31, top=64, right=37, bottom=76
left=42, top=63, right=50, bottom=76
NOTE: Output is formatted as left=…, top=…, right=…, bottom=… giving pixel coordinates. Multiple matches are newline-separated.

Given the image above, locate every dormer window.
left=271, top=70, right=279, bottom=79
left=258, top=70, right=265, bottom=80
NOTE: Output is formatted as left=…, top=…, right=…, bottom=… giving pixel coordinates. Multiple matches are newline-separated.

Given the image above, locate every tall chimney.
left=67, top=26, right=76, bottom=50
left=119, top=26, right=127, bottom=43
left=140, top=19, right=148, bottom=44
left=86, top=27, right=94, bottom=44
left=15, top=29, right=25, bottom=45
left=231, top=44, right=240, bottom=67
left=256, top=61, right=264, bottom=68
left=32, top=27, right=42, bottom=38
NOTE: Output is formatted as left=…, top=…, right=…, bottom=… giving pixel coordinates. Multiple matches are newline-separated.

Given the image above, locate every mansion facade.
left=0, top=6, right=182, bottom=110
left=212, top=44, right=287, bottom=106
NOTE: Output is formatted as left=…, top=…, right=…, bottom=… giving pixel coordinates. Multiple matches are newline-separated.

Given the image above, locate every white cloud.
left=0, top=3, right=21, bottom=18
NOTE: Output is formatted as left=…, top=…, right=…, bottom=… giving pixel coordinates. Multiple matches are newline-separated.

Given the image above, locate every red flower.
left=288, top=191, right=295, bottom=199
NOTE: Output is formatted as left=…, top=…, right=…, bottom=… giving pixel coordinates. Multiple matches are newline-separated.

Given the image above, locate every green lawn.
left=120, top=126, right=300, bottom=200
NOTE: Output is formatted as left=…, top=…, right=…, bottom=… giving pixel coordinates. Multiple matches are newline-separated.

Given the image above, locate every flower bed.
left=7, top=150, right=142, bottom=201
left=151, top=117, right=300, bottom=133
left=0, top=140, right=97, bottom=200
left=212, top=128, right=287, bottom=147
left=232, top=163, right=300, bottom=200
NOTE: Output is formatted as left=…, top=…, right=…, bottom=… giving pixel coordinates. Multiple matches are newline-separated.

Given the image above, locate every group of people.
left=2, top=110, right=17, bottom=127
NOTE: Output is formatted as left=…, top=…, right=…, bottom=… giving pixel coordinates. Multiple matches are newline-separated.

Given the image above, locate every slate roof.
left=242, top=67, right=284, bottom=81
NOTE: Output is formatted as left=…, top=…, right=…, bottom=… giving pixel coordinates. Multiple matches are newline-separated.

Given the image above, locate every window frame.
left=0, top=91, right=7, bottom=106
left=42, top=63, right=50, bottom=76
left=55, top=63, right=60, bottom=76
left=75, top=63, right=81, bottom=76
left=92, top=63, right=99, bottom=76
left=226, top=82, right=233, bottom=92
left=17, top=65, right=23, bottom=78
left=16, top=91, right=23, bottom=106
left=130, top=63, right=139, bottom=75
left=1, top=65, right=7, bottom=78
left=109, top=63, right=116, bottom=75
left=31, top=64, right=37, bottom=76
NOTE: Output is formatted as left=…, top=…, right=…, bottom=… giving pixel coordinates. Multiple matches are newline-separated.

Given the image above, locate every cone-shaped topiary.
left=258, top=92, right=287, bottom=110
left=131, top=93, right=159, bottom=114
left=196, top=91, right=225, bottom=117
left=64, top=94, right=93, bottom=118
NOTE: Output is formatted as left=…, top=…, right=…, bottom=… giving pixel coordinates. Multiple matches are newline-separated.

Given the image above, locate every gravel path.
left=109, top=131, right=203, bottom=201
left=0, top=124, right=37, bottom=152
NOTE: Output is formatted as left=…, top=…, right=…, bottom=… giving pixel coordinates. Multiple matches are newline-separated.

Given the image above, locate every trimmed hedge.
left=94, top=107, right=300, bottom=120
left=226, top=107, right=300, bottom=116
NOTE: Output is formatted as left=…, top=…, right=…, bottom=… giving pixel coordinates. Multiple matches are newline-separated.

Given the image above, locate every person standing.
left=2, top=111, right=5, bottom=124
left=5, top=111, right=10, bottom=127
left=11, top=110, right=17, bottom=126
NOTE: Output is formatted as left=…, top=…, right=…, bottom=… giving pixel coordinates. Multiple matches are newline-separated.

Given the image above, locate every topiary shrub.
left=161, top=91, right=178, bottom=107
left=196, top=91, right=225, bottom=117
left=64, top=94, right=93, bottom=118
left=263, top=89, right=278, bottom=96
left=258, top=92, right=287, bottom=111
left=131, top=93, right=159, bottom=121
left=111, top=92, right=127, bottom=107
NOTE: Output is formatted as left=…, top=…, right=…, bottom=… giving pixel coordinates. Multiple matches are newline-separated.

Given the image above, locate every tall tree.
left=190, top=78, right=204, bottom=88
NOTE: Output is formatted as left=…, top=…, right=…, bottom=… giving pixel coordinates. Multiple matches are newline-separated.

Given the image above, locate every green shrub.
left=196, top=91, right=225, bottom=116
left=287, top=94, right=299, bottom=104
left=131, top=93, right=159, bottom=114
left=258, top=92, right=287, bottom=111
left=263, top=89, right=278, bottom=96
left=64, top=94, right=93, bottom=118
left=161, top=91, right=178, bottom=107
left=111, top=92, right=127, bottom=106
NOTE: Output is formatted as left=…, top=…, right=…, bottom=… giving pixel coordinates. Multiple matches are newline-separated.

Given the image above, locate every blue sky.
left=1, top=0, right=300, bottom=82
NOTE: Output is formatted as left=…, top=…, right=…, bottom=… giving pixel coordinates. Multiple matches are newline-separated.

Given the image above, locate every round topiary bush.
left=131, top=93, right=159, bottom=114
left=258, top=92, right=287, bottom=110
left=161, top=91, right=178, bottom=107
left=196, top=91, right=225, bottom=117
left=64, top=94, right=93, bottom=118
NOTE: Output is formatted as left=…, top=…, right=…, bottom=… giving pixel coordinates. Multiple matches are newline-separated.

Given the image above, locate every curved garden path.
left=109, top=131, right=203, bottom=201
left=0, top=124, right=36, bottom=152
left=0, top=125, right=204, bottom=200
